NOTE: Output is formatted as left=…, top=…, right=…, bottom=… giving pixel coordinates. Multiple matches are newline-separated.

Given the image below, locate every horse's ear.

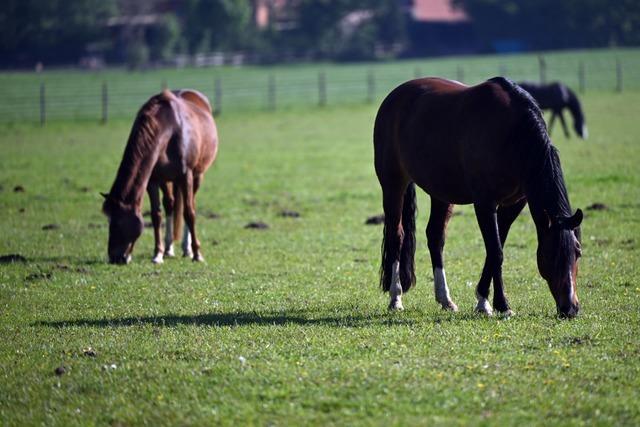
left=100, top=192, right=109, bottom=200
left=554, top=209, right=583, bottom=230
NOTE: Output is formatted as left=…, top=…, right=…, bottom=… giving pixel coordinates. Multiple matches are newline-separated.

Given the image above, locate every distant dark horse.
left=102, top=89, right=218, bottom=264
left=374, top=77, right=583, bottom=318
left=518, top=81, right=587, bottom=139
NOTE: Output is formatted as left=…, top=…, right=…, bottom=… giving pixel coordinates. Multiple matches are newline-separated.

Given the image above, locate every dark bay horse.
left=374, top=77, right=583, bottom=318
left=518, top=81, right=587, bottom=139
left=102, top=89, right=218, bottom=264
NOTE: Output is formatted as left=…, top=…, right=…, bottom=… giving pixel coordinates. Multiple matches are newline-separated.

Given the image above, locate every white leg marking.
left=475, top=291, right=494, bottom=316
left=182, top=227, right=193, bottom=257
left=125, top=254, right=132, bottom=265
left=389, top=261, right=404, bottom=310
left=152, top=252, right=164, bottom=264
left=434, top=268, right=458, bottom=311
left=164, top=214, right=174, bottom=257
left=582, top=125, right=589, bottom=140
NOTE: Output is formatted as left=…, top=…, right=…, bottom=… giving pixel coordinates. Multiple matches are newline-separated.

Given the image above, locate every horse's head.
left=101, top=193, right=144, bottom=264
left=567, top=92, right=588, bottom=139
left=537, top=209, right=583, bottom=318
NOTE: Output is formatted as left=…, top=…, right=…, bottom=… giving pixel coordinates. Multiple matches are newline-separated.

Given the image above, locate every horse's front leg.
left=474, top=201, right=512, bottom=316
left=179, top=171, right=203, bottom=262
left=475, top=199, right=526, bottom=315
left=147, top=183, right=164, bottom=264
left=558, top=110, right=570, bottom=138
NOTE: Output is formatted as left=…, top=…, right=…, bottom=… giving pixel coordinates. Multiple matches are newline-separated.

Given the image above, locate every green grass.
left=1, top=47, right=640, bottom=122
left=0, top=88, right=639, bottom=425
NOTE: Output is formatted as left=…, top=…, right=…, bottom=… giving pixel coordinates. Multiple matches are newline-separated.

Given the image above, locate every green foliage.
left=454, top=0, right=640, bottom=50
left=147, top=14, right=181, bottom=62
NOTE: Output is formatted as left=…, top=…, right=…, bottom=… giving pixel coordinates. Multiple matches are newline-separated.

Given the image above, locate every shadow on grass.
left=35, top=306, right=540, bottom=329
left=36, top=310, right=415, bottom=329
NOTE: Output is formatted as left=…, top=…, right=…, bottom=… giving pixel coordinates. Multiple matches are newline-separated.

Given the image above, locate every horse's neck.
left=524, top=149, right=571, bottom=236
left=110, top=130, right=166, bottom=210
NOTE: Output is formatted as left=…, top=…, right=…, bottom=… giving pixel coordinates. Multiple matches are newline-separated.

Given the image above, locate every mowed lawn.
left=0, top=89, right=639, bottom=425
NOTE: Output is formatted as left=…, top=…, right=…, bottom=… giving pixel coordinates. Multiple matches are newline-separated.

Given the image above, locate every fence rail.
left=1, top=51, right=639, bottom=125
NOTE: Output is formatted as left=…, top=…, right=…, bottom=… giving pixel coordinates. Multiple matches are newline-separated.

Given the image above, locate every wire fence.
left=1, top=51, right=639, bottom=125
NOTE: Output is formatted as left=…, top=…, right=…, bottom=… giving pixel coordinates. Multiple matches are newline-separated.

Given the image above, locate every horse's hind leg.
left=381, top=182, right=409, bottom=310
left=179, top=171, right=203, bottom=262
left=426, top=197, right=458, bottom=311
left=148, top=183, right=164, bottom=264
left=475, top=199, right=526, bottom=314
left=161, top=182, right=175, bottom=257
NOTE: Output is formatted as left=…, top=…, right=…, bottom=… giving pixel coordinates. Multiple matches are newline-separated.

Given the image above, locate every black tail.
left=380, top=183, right=417, bottom=293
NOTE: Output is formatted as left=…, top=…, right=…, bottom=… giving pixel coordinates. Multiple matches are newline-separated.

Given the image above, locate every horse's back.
left=374, top=77, right=526, bottom=204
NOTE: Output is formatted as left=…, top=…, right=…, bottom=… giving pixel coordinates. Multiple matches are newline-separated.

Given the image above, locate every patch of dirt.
left=203, top=211, right=220, bottom=219
left=365, top=214, right=384, bottom=225
left=280, top=210, right=300, bottom=218
left=245, top=221, right=269, bottom=230
left=79, top=186, right=90, bottom=193
left=18, top=208, right=25, bottom=213
left=211, top=240, right=220, bottom=246
left=42, top=224, right=60, bottom=231
left=354, top=258, right=368, bottom=263
left=54, top=366, right=67, bottom=376
left=0, top=254, right=27, bottom=264
left=13, top=185, right=25, bottom=193
left=25, top=271, right=52, bottom=281
left=586, top=202, right=608, bottom=211
left=88, top=223, right=104, bottom=229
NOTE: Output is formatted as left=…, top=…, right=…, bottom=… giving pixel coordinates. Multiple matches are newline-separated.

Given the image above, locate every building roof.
left=411, top=0, right=469, bottom=23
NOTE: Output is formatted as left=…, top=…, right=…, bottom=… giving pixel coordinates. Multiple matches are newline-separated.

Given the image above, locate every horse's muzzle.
left=557, top=302, right=580, bottom=319
left=109, top=254, right=131, bottom=265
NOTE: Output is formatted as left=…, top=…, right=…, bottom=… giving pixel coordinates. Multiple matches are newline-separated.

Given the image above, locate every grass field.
left=1, top=77, right=639, bottom=424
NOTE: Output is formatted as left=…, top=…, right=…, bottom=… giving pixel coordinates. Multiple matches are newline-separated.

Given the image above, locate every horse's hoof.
left=475, top=299, right=494, bottom=316
left=152, top=255, right=164, bottom=264
left=192, top=254, right=205, bottom=263
left=164, top=246, right=175, bottom=257
left=440, top=301, right=458, bottom=312
left=497, top=309, right=515, bottom=318
left=388, top=300, right=404, bottom=311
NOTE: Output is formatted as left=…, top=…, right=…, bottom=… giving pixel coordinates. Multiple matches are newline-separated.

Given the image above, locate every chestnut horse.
left=374, top=77, right=583, bottom=318
left=102, top=89, right=218, bottom=264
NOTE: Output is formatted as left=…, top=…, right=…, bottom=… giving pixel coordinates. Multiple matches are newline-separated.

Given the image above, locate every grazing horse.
left=374, top=77, right=583, bottom=318
left=102, top=89, right=218, bottom=264
left=518, top=81, right=587, bottom=139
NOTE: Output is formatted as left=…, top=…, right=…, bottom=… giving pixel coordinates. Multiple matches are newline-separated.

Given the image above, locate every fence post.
left=214, top=77, right=222, bottom=115
left=456, top=65, right=464, bottom=83
left=101, top=82, right=108, bottom=124
left=616, top=58, right=622, bottom=93
left=39, top=82, right=46, bottom=126
left=578, top=61, right=585, bottom=93
left=267, top=75, right=276, bottom=111
left=538, top=56, right=546, bottom=84
left=367, top=70, right=375, bottom=103
left=318, top=72, right=326, bottom=107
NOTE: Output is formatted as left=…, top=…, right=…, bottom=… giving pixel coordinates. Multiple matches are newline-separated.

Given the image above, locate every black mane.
left=488, top=77, right=572, bottom=218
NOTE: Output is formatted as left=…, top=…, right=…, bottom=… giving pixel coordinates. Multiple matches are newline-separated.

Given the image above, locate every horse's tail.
left=172, top=184, right=184, bottom=243
left=380, top=182, right=417, bottom=293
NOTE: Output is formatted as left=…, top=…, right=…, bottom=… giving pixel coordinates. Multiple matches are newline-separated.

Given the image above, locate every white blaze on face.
left=389, top=261, right=404, bottom=310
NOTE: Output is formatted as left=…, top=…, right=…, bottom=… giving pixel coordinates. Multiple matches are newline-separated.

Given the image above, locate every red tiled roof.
left=412, top=0, right=469, bottom=23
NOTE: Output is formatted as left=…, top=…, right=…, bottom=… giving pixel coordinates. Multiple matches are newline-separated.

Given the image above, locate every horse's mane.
left=105, top=92, right=174, bottom=211
left=488, top=77, right=572, bottom=219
